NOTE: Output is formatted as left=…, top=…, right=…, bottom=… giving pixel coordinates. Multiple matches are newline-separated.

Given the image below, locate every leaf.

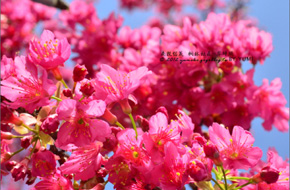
left=39, top=131, right=54, bottom=148
left=14, top=125, right=29, bottom=134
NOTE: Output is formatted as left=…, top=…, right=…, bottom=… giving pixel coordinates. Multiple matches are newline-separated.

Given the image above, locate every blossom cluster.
left=1, top=0, right=289, bottom=190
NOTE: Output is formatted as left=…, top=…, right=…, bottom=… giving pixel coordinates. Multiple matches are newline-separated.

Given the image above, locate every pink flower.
left=55, top=99, right=111, bottom=148
left=28, top=30, right=71, bottom=70
left=115, top=129, right=150, bottom=168
left=106, top=156, right=137, bottom=188
left=250, top=78, right=289, bottom=132
left=1, top=56, right=56, bottom=113
left=1, top=55, right=17, bottom=80
left=257, top=148, right=289, bottom=189
left=60, top=142, right=104, bottom=180
left=94, top=64, right=151, bottom=104
left=143, top=112, right=180, bottom=157
left=32, top=170, right=74, bottom=190
left=31, top=150, right=56, bottom=177
left=150, top=142, right=188, bottom=190
left=170, top=110, right=195, bottom=145
left=209, top=123, right=263, bottom=170
left=245, top=27, right=273, bottom=65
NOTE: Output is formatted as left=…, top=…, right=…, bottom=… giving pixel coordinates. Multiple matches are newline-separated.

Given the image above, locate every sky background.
left=92, top=0, right=289, bottom=189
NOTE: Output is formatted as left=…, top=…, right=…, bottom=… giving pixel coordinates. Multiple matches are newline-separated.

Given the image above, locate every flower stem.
left=212, top=167, right=219, bottom=180
left=128, top=113, right=138, bottom=139
left=211, top=178, right=224, bottom=190
left=116, top=121, right=125, bottom=129
left=79, top=95, right=85, bottom=102
left=12, top=135, right=25, bottom=138
left=11, top=148, right=25, bottom=157
left=221, top=167, right=228, bottom=190
left=51, top=96, right=62, bottom=101
left=22, top=123, right=37, bottom=133
left=28, top=139, right=38, bottom=159
left=228, top=176, right=251, bottom=181
left=234, top=181, right=252, bottom=190
left=61, top=79, right=69, bottom=88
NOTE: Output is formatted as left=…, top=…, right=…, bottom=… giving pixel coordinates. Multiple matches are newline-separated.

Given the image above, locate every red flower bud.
left=193, top=133, right=207, bottom=145
left=63, top=89, right=72, bottom=97
left=96, top=168, right=108, bottom=178
left=203, top=142, right=222, bottom=166
left=80, top=81, right=95, bottom=97
left=1, top=131, right=13, bottom=140
left=188, top=159, right=209, bottom=181
left=11, top=158, right=29, bottom=181
left=136, top=115, right=149, bottom=132
left=26, top=169, right=36, bottom=185
left=260, top=166, right=280, bottom=184
left=1, top=105, right=23, bottom=125
left=21, top=136, right=32, bottom=149
left=1, top=152, right=12, bottom=163
left=5, top=160, right=17, bottom=171
left=41, top=114, right=59, bottom=134
left=101, top=109, right=117, bottom=125
left=119, top=99, right=132, bottom=114
left=156, top=106, right=168, bottom=119
left=73, top=64, right=88, bottom=82
left=219, top=60, right=234, bottom=74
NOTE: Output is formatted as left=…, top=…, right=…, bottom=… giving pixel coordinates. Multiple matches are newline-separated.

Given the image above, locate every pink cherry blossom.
left=32, top=170, right=74, bottom=190
left=209, top=122, right=263, bottom=170
left=28, top=30, right=71, bottom=70
left=31, top=150, right=56, bottom=177
left=250, top=78, right=289, bottom=132
left=55, top=99, right=111, bottom=148
left=94, top=64, right=152, bottom=104
left=1, top=56, right=56, bottom=113
left=60, top=142, right=104, bottom=180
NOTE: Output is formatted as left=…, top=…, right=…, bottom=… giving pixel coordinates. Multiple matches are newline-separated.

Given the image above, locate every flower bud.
left=219, top=60, right=234, bottom=74
left=193, top=133, right=207, bottom=145
left=188, top=159, right=208, bottom=181
left=21, top=136, right=32, bottom=149
left=102, top=109, right=117, bottom=125
left=260, top=166, right=280, bottom=184
left=1, top=105, right=23, bottom=125
left=136, top=115, right=149, bottom=132
left=1, top=131, right=13, bottom=140
left=1, top=152, right=12, bottom=163
left=11, top=158, right=29, bottom=181
left=111, top=126, right=122, bottom=135
left=26, top=169, right=36, bottom=185
left=119, top=99, right=132, bottom=114
left=156, top=106, right=168, bottom=119
left=5, top=160, right=17, bottom=171
left=73, top=64, right=88, bottom=82
left=63, top=89, right=72, bottom=97
left=41, top=114, right=60, bottom=134
left=80, top=81, right=95, bottom=97
left=203, top=142, right=222, bottom=166
left=96, top=168, right=108, bottom=178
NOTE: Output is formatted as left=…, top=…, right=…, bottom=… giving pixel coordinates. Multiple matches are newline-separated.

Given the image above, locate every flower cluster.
left=1, top=0, right=289, bottom=190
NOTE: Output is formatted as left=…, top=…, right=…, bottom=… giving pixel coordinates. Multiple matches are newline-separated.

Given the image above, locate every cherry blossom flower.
left=28, top=30, right=71, bottom=70
left=1, top=56, right=56, bottom=113
left=60, top=142, right=104, bottom=180
left=32, top=170, right=74, bottom=190
left=208, top=123, right=263, bottom=170
left=94, top=64, right=151, bottom=105
left=31, top=150, right=56, bottom=177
